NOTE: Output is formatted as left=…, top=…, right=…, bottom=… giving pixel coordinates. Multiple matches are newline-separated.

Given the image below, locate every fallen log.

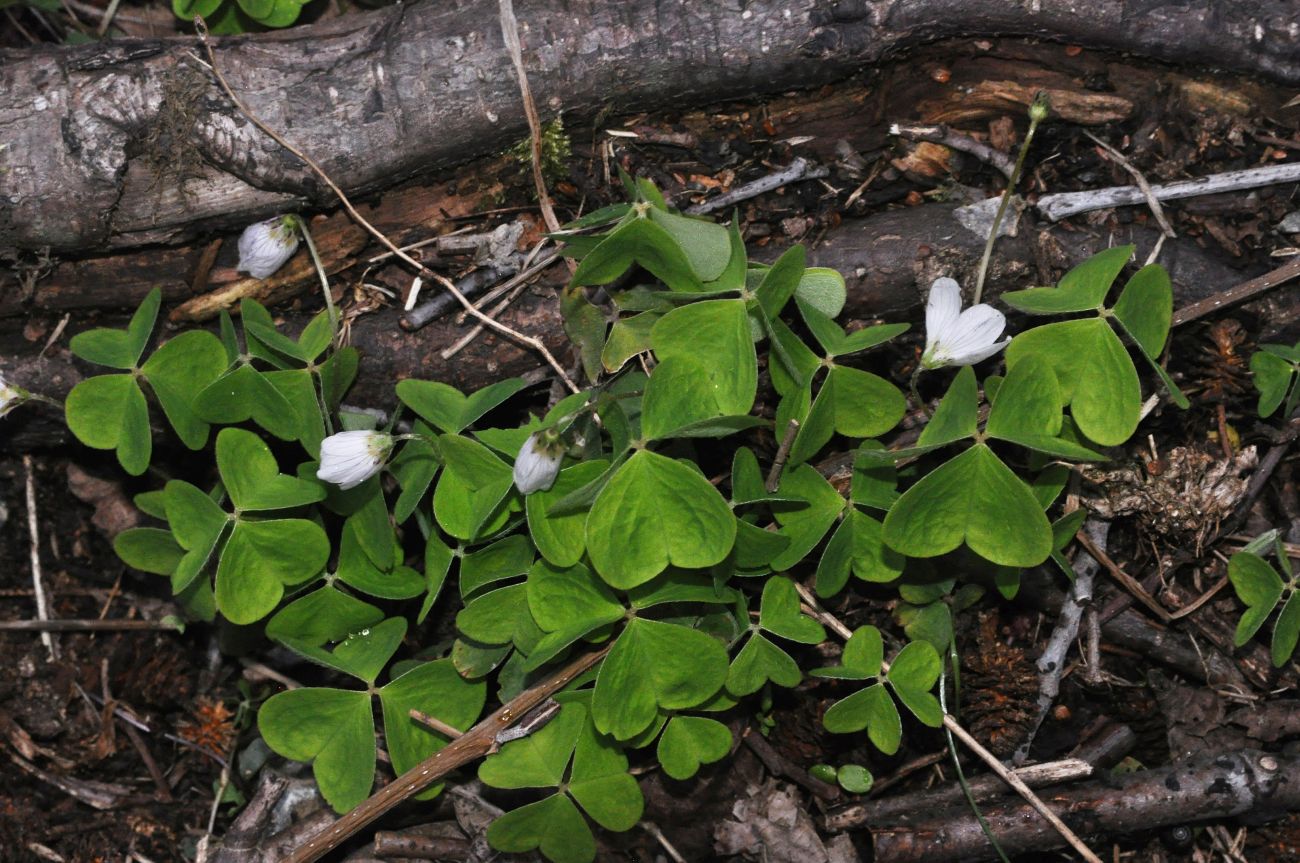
left=3, top=0, right=1299, bottom=255
left=869, top=749, right=1300, bottom=863
left=0, top=202, right=1267, bottom=455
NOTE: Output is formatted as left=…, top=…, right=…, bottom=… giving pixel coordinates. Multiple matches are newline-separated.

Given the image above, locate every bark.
left=3, top=0, right=1299, bottom=255
left=0, top=201, right=1265, bottom=455
left=870, top=749, right=1300, bottom=863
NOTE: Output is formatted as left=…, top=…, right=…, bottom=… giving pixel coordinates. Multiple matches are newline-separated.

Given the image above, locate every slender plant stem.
left=297, top=218, right=338, bottom=343
left=943, top=646, right=1011, bottom=863
left=972, top=93, right=1049, bottom=305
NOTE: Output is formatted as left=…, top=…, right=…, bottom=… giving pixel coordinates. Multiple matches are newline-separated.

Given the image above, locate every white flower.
left=317, top=430, right=393, bottom=490
left=513, top=432, right=564, bottom=495
left=920, top=277, right=1011, bottom=369
left=237, top=216, right=300, bottom=279
left=0, top=373, right=26, bottom=418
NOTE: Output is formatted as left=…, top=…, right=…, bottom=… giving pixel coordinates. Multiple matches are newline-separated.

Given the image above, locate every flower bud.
left=237, top=216, right=300, bottom=279
left=1029, top=92, right=1051, bottom=123
left=513, top=431, right=564, bottom=495
left=316, top=430, right=393, bottom=490
left=0, top=373, right=29, bottom=418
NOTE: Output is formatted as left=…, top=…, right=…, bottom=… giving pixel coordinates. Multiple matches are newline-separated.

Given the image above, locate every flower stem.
left=909, top=365, right=930, bottom=418
left=971, top=93, right=1049, bottom=306
left=297, top=218, right=339, bottom=345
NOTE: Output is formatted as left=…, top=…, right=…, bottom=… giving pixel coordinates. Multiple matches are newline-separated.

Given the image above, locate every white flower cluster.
left=316, top=430, right=394, bottom=490
left=237, top=216, right=300, bottom=279
left=920, top=277, right=1010, bottom=369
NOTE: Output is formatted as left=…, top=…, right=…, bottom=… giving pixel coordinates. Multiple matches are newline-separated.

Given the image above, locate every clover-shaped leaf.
left=65, top=374, right=152, bottom=475
left=787, top=366, right=906, bottom=468
left=527, top=461, right=608, bottom=567
left=770, top=463, right=846, bottom=572
left=216, top=518, right=329, bottom=625
left=1229, top=551, right=1288, bottom=659
left=657, top=715, right=732, bottom=780
left=882, top=444, right=1052, bottom=568
left=1110, top=264, right=1188, bottom=409
left=1251, top=348, right=1299, bottom=419
left=985, top=356, right=1105, bottom=461
left=265, top=585, right=383, bottom=646
left=592, top=618, right=728, bottom=740
left=378, top=659, right=486, bottom=791
left=586, top=450, right=736, bottom=589
left=815, top=630, right=941, bottom=753
left=194, top=363, right=301, bottom=442
left=758, top=576, right=825, bottom=644
left=216, top=428, right=325, bottom=512
left=259, top=688, right=374, bottom=812
left=70, top=286, right=161, bottom=369
left=396, top=378, right=528, bottom=435
left=815, top=509, right=904, bottom=598
left=139, top=330, right=229, bottom=450
left=647, top=208, right=731, bottom=283
left=1001, top=244, right=1133, bottom=314
left=481, top=697, right=643, bottom=863
left=335, top=517, right=424, bottom=600
left=569, top=216, right=704, bottom=292
left=886, top=640, right=944, bottom=727
left=726, top=632, right=802, bottom=696
left=114, top=528, right=184, bottom=577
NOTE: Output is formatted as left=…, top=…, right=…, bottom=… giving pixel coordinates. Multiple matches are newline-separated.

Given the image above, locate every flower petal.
left=943, top=304, right=1008, bottom=364
left=924, top=278, right=963, bottom=354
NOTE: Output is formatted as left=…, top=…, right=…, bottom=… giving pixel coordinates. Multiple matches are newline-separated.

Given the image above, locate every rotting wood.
left=3, top=0, right=1299, bottom=254
left=870, top=749, right=1300, bottom=863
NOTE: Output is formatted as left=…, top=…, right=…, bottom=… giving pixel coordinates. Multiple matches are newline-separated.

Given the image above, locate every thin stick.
left=284, top=644, right=610, bottom=863
left=193, top=21, right=577, bottom=394
left=972, top=95, right=1047, bottom=305
left=1083, top=131, right=1176, bottom=239
left=1075, top=530, right=1172, bottom=623
left=498, top=0, right=561, bottom=238
left=686, top=157, right=828, bottom=216
left=765, top=419, right=800, bottom=492
left=409, top=708, right=464, bottom=739
left=891, top=123, right=1015, bottom=178
left=0, top=618, right=182, bottom=633
left=1171, top=255, right=1300, bottom=328
left=1037, top=161, right=1300, bottom=222
left=792, top=581, right=1104, bottom=863
left=22, top=456, right=57, bottom=662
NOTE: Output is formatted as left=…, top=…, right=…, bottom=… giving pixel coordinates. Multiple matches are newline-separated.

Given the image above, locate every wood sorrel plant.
left=75, top=173, right=1184, bottom=863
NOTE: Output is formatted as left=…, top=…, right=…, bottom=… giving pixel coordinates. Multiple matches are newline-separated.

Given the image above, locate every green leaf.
left=216, top=519, right=328, bottom=625
left=643, top=299, right=756, bottom=438
left=264, top=369, right=327, bottom=455
left=837, top=764, right=874, bottom=794
left=767, top=317, right=820, bottom=396
left=759, top=576, right=826, bottom=644
left=883, top=444, right=1052, bottom=567
left=164, top=479, right=229, bottom=593
left=570, top=217, right=704, bottom=292
left=732, top=519, right=792, bottom=572
left=65, top=374, right=152, bottom=475
left=586, top=451, right=736, bottom=589
left=527, top=560, right=624, bottom=631
left=526, top=461, right=608, bottom=567
left=886, top=641, right=944, bottom=727
left=266, top=586, right=383, bottom=646
left=591, top=618, right=728, bottom=739
left=1001, top=245, right=1133, bottom=314
left=1111, top=264, right=1172, bottom=357
left=1229, top=552, right=1285, bottom=646
left=1274, top=591, right=1300, bottom=667
left=140, top=331, right=228, bottom=449
left=823, top=684, right=901, bottom=753
left=648, top=209, right=731, bottom=282
left=770, top=464, right=845, bottom=571
left=194, top=364, right=301, bottom=441
left=216, top=428, right=325, bottom=512
left=628, top=568, right=735, bottom=608
left=755, top=245, right=807, bottom=318
left=390, top=432, right=440, bottom=523
left=727, top=633, right=802, bottom=695
left=114, top=528, right=184, bottom=576
left=258, top=688, right=374, bottom=812
left=379, top=660, right=486, bottom=785
left=487, top=794, right=595, bottom=863
left=457, top=583, right=528, bottom=646
left=335, top=519, right=424, bottom=600
left=69, top=287, right=160, bottom=369
left=568, top=702, right=644, bottom=831
left=347, top=484, right=396, bottom=571
left=1006, top=318, right=1140, bottom=447
left=481, top=697, right=585, bottom=788
left=918, top=365, right=979, bottom=447
left=1252, top=351, right=1295, bottom=418
left=601, top=311, right=659, bottom=373
left=396, top=378, right=528, bottom=435
left=657, top=716, right=732, bottom=780
left=788, top=366, right=906, bottom=467
left=795, top=267, right=847, bottom=319
left=456, top=535, right=531, bottom=597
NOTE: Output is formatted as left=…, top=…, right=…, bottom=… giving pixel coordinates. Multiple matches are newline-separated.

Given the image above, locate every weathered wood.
left=3, top=0, right=1299, bottom=255
left=0, top=201, right=1269, bottom=458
